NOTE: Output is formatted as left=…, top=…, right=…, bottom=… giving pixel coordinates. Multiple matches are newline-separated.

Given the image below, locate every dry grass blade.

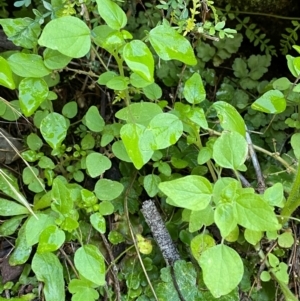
left=0, top=130, right=46, bottom=193
left=0, top=168, right=37, bottom=218
left=0, top=96, right=26, bottom=121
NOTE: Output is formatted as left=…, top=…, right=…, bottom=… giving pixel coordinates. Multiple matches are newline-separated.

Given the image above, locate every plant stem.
left=195, top=129, right=217, bottom=182
left=113, top=53, right=131, bottom=106
left=208, top=128, right=296, bottom=174
left=279, top=161, right=300, bottom=224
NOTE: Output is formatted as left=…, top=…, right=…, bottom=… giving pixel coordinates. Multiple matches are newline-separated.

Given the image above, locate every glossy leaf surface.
left=212, top=101, right=246, bottom=136
left=123, top=40, right=154, bottom=82
left=85, top=106, right=105, bottom=132
left=159, top=175, right=212, bottom=210
left=199, top=245, right=243, bottom=298
left=251, top=90, right=286, bottom=114
left=235, top=194, right=281, bottom=231
left=149, top=23, right=197, bottom=65
left=32, top=252, right=65, bottom=301
left=0, top=57, right=16, bottom=89
left=74, top=244, right=106, bottom=286
left=38, top=16, right=91, bottom=58
left=96, top=0, right=127, bottom=30
left=0, top=198, right=29, bottom=216
left=183, top=73, right=206, bottom=104
left=37, top=225, right=65, bottom=253
left=19, top=77, right=49, bottom=117
left=40, top=113, right=68, bottom=149
left=8, top=53, right=50, bottom=78
left=116, top=102, right=162, bottom=126
left=120, top=123, right=153, bottom=169
left=213, top=131, right=248, bottom=170
left=94, top=179, right=124, bottom=201
left=86, top=153, right=112, bottom=177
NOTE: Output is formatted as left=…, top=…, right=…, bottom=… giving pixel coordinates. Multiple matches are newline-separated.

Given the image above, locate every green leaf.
left=234, top=193, right=281, bottom=231
left=189, top=206, right=214, bottom=232
left=92, top=25, right=125, bottom=53
left=173, top=261, right=201, bottom=300
left=244, top=229, right=263, bottom=245
left=98, top=201, right=114, bottom=215
left=43, top=48, right=72, bottom=69
left=190, top=234, right=215, bottom=263
left=106, top=76, right=129, bottom=90
left=159, top=175, right=212, bottom=210
left=120, top=123, right=153, bottom=169
left=112, top=140, right=132, bottom=162
left=213, top=131, right=248, bottom=170
left=40, top=112, right=68, bottom=149
left=149, top=23, right=197, bottom=65
left=90, top=212, right=106, bottom=234
left=22, top=166, right=45, bottom=193
left=74, top=244, right=106, bottom=286
left=251, top=90, right=286, bottom=114
left=260, top=270, right=271, bottom=282
left=123, top=40, right=154, bottom=82
left=156, top=261, right=200, bottom=301
left=214, top=203, right=237, bottom=238
left=142, top=82, right=162, bottom=100
left=0, top=57, right=16, bottom=89
left=39, top=157, right=55, bottom=170
left=263, top=183, right=284, bottom=207
left=183, top=73, right=206, bottom=104
left=51, top=178, right=73, bottom=214
left=86, top=153, right=112, bottom=177
left=187, top=107, right=208, bottom=129
left=0, top=100, right=21, bottom=121
left=69, top=279, right=99, bottom=301
left=81, top=133, right=95, bottom=150
left=96, top=0, right=127, bottom=30
left=97, top=70, right=118, bottom=85
left=9, top=222, right=32, bottom=265
left=142, top=113, right=183, bottom=150
left=286, top=55, right=300, bottom=77
left=199, top=245, right=244, bottom=298
left=143, top=174, right=161, bottom=197
left=25, top=213, right=56, bottom=246
left=291, top=133, right=300, bottom=159
left=8, top=53, right=51, bottom=78
left=130, top=72, right=152, bottom=88
left=0, top=17, right=41, bottom=49
left=27, top=133, right=43, bottom=151
left=38, top=16, right=91, bottom=58
left=278, top=231, right=294, bottom=248
left=94, top=178, right=124, bottom=201
left=0, top=215, right=25, bottom=236
left=19, top=77, right=49, bottom=117
left=32, top=252, right=65, bottom=301
left=0, top=198, right=29, bottom=216
left=212, top=101, right=246, bottom=136
left=272, top=77, right=291, bottom=91
left=37, top=225, right=66, bottom=253
left=116, top=102, right=162, bottom=126
left=84, top=106, right=105, bottom=132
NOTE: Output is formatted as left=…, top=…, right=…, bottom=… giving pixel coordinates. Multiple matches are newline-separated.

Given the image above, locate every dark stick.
left=141, top=200, right=180, bottom=266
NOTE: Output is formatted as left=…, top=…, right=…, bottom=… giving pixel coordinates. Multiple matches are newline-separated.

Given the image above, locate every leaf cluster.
left=0, top=0, right=300, bottom=301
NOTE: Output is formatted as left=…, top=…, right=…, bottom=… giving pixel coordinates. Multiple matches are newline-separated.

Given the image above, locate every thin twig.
left=124, top=174, right=159, bottom=301
left=246, top=129, right=265, bottom=193
left=59, top=247, right=80, bottom=279
left=100, top=233, right=121, bottom=301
